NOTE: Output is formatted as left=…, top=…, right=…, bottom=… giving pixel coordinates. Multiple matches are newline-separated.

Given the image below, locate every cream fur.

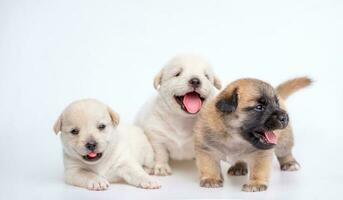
left=54, top=99, right=160, bottom=190
left=135, top=54, right=221, bottom=175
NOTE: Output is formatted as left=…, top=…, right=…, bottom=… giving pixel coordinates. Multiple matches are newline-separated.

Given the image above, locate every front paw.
left=227, top=162, right=248, bottom=176
left=242, top=183, right=267, bottom=192
left=280, top=160, right=300, bottom=171
left=153, top=163, right=172, bottom=176
left=200, top=177, right=223, bottom=188
left=87, top=177, right=110, bottom=191
left=138, top=180, right=161, bottom=189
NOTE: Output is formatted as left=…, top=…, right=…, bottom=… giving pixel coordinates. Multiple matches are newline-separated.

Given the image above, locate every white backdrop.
left=1, top=0, right=342, bottom=199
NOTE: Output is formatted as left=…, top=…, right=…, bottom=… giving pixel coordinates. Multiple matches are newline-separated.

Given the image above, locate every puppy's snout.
left=85, top=141, right=97, bottom=151
left=189, top=78, right=201, bottom=88
left=277, top=111, right=289, bottom=126
left=265, top=110, right=289, bottom=129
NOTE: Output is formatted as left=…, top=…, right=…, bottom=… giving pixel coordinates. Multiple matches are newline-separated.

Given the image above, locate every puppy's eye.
left=254, top=105, right=264, bottom=112
left=205, top=74, right=210, bottom=80
left=174, top=71, right=181, bottom=77
left=70, top=128, right=79, bottom=135
left=98, top=124, right=106, bottom=130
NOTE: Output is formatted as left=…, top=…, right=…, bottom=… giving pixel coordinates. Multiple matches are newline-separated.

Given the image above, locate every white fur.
left=54, top=99, right=160, bottom=190
left=135, top=54, right=221, bottom=175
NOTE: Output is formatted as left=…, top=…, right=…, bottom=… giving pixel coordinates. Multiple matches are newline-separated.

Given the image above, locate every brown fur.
left=194, top=77, right=311, bottom=192
left=277, top=76, right=312, bottom=99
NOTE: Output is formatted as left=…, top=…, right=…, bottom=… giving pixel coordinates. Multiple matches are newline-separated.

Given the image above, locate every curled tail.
left=276, top=76, right=312, bottom=99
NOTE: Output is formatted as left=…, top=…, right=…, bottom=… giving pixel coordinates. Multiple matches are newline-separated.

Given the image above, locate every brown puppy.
left=194, top=77, right=311, bottom=192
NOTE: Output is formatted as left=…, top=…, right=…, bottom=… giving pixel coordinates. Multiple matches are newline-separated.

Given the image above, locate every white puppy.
left=135, top=54, right=221, bottom=175
left=54, top=99, right=160, bottom=190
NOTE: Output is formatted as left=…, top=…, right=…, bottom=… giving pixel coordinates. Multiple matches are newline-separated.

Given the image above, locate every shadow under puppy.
left=194, top=77, right=311, bottom=192
left=53, top=99, right=160, bottom=190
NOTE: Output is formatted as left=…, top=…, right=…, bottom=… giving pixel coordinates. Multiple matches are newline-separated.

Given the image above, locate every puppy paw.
left=87, top=177, right=110, bottom=191
left=227, top=162, right=248, bottom=176
left=242, top=183, right=267, bottom=192
left=138, top=180, right=161, bottom=189
left=153, top=163, right=172, bottom=176
left=200, top=177, right=223, bottom=188
left=280, top=161, right=300, bottom=171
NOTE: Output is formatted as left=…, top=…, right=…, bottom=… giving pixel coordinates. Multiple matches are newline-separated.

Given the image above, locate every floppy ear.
left=153, top=69, right=163, bottom=90
left=107, top=107, right=120, bottom=127
left=216, top=88, right=238, bottom=113
left=213, top=75, right=222, bottom=90
left=53, top=114, right=62, bottom=135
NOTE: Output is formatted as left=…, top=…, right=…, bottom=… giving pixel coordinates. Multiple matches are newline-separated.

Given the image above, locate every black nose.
left=85, top=141, right=97, bottom=151
left=189, top=78, right=201, bottom=88
left=274, top=110, right=289, bottom=127
left=265, top=110, right=289, bottom=129
left=278, top=112, right=289, bottom=125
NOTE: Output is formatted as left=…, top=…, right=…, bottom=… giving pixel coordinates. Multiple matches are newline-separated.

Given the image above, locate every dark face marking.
left=216, top=81, right=289, bottom=150
left=239, top=92, right=288, bottom=149
left=258, top=96, right=267, bottom=105
left=216, top=88, right=238, bottom=113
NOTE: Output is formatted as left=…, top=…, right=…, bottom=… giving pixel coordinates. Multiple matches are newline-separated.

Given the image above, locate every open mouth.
left=174, top=91, right=205, bottom=114
left=82, top=152, right=103, bottom=162
left=250, top=130, right=277, bottom=149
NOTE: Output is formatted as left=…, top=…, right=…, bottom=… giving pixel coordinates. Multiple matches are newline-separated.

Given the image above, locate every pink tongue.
left=183, top=92, right=202, bottom=114
left=87, top=152, right=97, bottom=158
left=264, top=131, right=277, bottom=144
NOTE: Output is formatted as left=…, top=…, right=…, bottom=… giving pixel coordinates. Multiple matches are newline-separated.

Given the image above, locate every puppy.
left=194, top=77, right=311, bottom=192
left=135, top=54, right=221, bottom=175
left=53, top=99, right=160, bottom=190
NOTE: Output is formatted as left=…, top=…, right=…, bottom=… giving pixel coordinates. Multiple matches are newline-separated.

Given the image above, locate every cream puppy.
left=54, top=99, right=160, bottom=190
left=135, top=54, right=221, bottom=175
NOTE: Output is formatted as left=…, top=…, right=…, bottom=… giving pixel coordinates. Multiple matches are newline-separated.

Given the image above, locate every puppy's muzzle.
left=189, top=77, right=201, bottom=88
left=83, top=140, right=103, bottom=162
left=85, top=141, right=97, bottom=151
left=265, top=110, right=289, bottom=130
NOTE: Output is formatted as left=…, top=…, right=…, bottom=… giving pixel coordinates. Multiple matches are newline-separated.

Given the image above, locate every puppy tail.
left=276, top=76, right=312, bottom=99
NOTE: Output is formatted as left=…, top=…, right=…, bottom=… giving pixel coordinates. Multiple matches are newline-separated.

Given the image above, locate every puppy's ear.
left=107, top=107, right=120, bottom=127
left=216, top=88, right=238, bottom=113
left=153, top=69, right=163, bottom=90
left=214, top=75, right=222, bottom=90
left=53, top=114, right=62, bottom=135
